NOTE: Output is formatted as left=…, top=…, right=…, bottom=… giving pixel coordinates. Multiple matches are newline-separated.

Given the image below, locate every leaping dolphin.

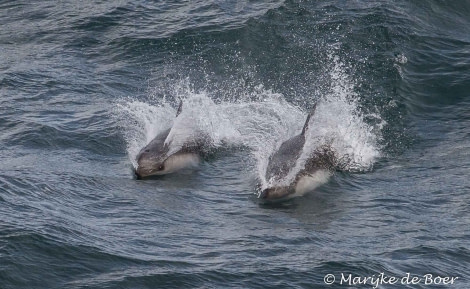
left=259, top=103, right=335, bottom=200
left=134, top=101, right=208, bottom=179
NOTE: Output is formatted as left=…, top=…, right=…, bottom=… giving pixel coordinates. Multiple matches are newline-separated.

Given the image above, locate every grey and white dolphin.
left=134, top=101, right=208, bottom=179
left=260, top=103, right=335, bottom=200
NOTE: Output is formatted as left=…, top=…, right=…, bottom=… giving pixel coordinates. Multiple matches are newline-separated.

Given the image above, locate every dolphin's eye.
left=145, top=149, right=150, bottom=152
left=158, top=165, right=164, bottom=171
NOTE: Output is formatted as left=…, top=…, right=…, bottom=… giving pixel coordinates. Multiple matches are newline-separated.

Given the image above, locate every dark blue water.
left=1, top=1, right=470, bottom=288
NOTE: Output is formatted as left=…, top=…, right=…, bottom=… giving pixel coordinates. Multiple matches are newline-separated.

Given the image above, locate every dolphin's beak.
left=259, top=188, right=270, bottom=199
left=259, top=186, right=293, bottom=200
left=134, top=169, right=142, bottom=180
left=134, top=166, right=148, bottom=179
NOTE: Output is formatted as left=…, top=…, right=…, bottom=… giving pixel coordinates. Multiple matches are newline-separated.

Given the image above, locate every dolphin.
left=134, top=101, right=207, bottom=179
left=259, top=103, right=335, bottom=200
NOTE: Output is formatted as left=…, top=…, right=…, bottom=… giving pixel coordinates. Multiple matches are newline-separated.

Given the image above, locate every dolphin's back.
left=266, top=134, right=305, bottom=181
left=138, top=128, right=171, bottom=157
left=151, top=128, right=171, bottom=145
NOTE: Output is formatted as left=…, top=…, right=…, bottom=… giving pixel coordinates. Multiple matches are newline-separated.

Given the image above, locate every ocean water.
left=1, top=1, right=470, bottom=288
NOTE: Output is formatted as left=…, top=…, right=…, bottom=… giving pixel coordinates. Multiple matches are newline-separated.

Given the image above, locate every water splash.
left=115, top=99, right=175, bottom=168
left=163, top=94, right=241, bottom=156
left=313, top=54, right=381, bottom=172
left=115, top=54, right=382, bottom=191
left=114, top=89, right=242, bottom=169
left=257, top=53, right=382, bottom=190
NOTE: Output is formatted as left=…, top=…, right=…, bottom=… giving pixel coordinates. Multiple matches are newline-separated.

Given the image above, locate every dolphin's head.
left=134, top=144, right=170, bottom=178
left=134, top=142, right=200, bottom=179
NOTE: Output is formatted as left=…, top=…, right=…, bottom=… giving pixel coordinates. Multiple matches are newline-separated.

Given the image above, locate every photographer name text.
left=323, top=272, right=459, bottom=288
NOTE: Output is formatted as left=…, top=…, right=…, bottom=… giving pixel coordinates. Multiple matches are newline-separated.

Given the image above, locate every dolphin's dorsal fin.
left=301, top=103, right=317, bottom=136
left=176, top=100, right=183, bottom=117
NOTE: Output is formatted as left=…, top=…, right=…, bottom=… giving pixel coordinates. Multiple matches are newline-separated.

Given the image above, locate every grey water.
left=1, top=1, right=470, bottom=288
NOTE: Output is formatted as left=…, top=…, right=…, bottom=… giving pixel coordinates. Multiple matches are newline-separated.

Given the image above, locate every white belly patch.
left=294, top=170, right=331, bottom=197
